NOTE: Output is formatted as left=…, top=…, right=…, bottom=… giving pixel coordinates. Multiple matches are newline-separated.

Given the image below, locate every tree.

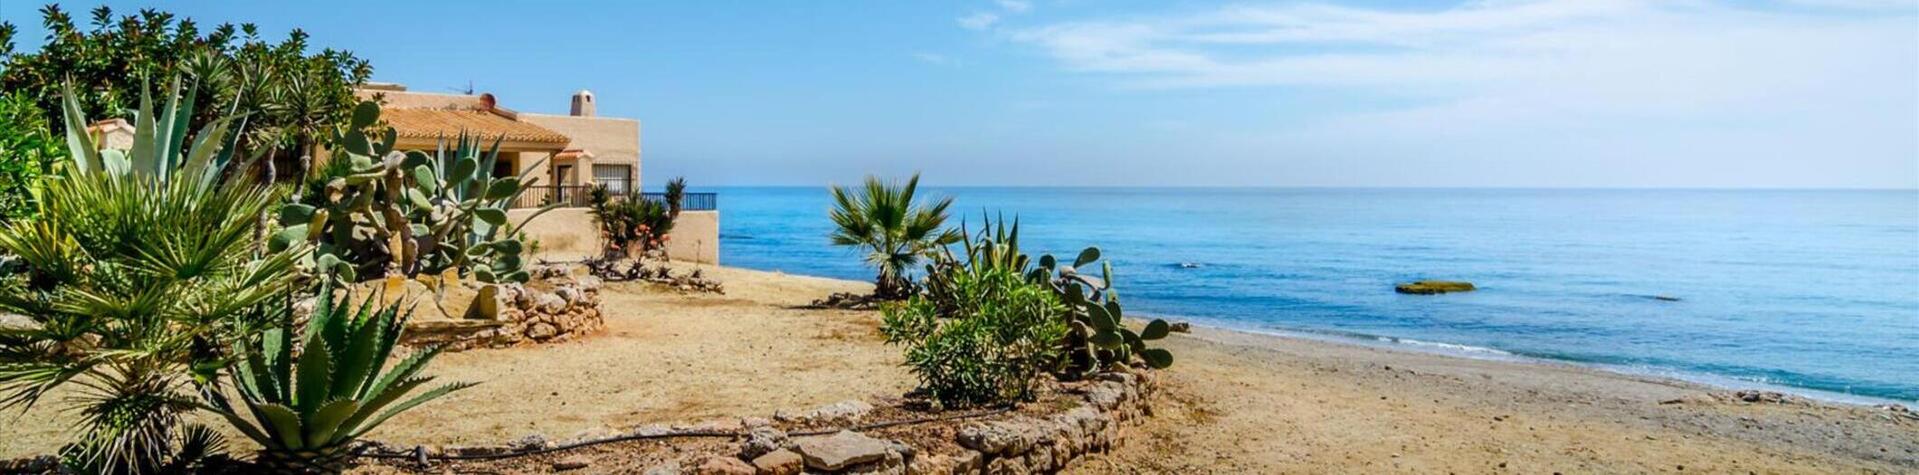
left=0, top=5, right=372, bottom=182
left=829, top=173, right=961, bottom=300
left=0, top=91, right=60, bottom=222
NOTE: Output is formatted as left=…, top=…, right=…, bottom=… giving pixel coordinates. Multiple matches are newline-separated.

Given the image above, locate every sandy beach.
left=3, top=265, right=1913, bottom=473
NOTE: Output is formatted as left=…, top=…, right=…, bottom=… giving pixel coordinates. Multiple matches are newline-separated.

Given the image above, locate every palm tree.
left=829, top=173, right=961, bottom=299
left=0, top=78, right=300, bottom=474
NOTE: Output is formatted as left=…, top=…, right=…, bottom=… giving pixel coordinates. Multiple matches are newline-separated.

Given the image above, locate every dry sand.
left=4, top=265, right=1914, bottom=474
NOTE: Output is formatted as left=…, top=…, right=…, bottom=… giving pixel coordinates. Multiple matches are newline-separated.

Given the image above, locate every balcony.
left=512, top=185, right=716, bottom=211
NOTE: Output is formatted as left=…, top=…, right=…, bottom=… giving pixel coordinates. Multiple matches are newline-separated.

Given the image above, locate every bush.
left=0, top=91, right=59, bottom=223
left=589, top=185, right=674, bottom=259
left=882, top=265, right=1067, bottom=407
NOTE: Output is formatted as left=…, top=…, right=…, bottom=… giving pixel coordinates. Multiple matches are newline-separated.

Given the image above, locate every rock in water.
left=1395, top=280, right=1476, bottom=295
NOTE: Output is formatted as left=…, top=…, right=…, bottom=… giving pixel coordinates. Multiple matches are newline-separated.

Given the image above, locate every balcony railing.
left=512, top=185, right=716, bottom=211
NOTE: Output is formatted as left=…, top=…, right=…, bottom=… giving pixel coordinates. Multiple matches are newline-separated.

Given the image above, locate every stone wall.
left=362, top=369, right=1157, bottom=474
left=401, top=272, right=606, bottom=352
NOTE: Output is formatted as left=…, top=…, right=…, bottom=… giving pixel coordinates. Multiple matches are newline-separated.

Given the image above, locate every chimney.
left=570, top=90, right=596, bottom=117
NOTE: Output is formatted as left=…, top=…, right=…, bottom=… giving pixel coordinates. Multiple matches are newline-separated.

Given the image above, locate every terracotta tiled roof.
left=380, top=109, right=571, bottom=144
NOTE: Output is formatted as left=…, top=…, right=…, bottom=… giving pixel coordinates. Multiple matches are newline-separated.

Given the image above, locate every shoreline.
left=743, top=266, right=1915, bottom=409
left=1166, top=315, right=1916, bottom=408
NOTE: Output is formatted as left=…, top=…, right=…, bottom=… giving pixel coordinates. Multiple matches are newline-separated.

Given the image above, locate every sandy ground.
left=4, top=265, right=1915, bottom=473
left=1070, top=327, right=1919, bottom=474
left=0, top=265, right=915, bottom=457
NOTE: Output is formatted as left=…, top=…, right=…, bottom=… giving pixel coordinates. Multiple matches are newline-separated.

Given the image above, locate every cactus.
left=1031, top=247, right=1174, bottom=373
left=270, top=100, right=552, bottom=283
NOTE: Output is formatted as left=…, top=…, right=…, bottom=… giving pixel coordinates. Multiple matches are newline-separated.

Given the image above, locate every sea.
left=707, top=187, right=1919, bottom=404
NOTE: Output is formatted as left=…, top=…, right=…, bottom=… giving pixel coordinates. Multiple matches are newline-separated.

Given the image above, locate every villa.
left=86, top=83, right=721, bottom=264
left=355, top=83, right=720, bottom=264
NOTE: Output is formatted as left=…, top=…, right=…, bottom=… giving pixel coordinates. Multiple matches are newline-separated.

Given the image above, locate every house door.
left=554, top=165, right=575, bottom=205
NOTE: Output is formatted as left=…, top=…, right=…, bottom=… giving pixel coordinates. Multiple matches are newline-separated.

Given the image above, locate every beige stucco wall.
left=662, top=211, right=719, bottom=265
left=507, top=208, right=718, bottom=265
left=519, top=113, right=641, bottom=186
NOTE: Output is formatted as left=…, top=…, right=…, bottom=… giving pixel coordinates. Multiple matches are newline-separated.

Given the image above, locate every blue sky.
left=4, top=0, right=1916, bottom=188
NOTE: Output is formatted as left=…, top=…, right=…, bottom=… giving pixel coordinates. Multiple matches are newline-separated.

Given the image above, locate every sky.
left=3, top=0, right=1916, bottom=188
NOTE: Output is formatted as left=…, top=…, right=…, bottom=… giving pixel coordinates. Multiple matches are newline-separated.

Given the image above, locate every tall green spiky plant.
left=829, top=173, right=961, bottom=300
left=0, top=77, right=298, bottom=474
left=206, top=281, right=472, bottom=473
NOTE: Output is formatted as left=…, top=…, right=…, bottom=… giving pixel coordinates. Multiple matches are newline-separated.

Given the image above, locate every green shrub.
left=935, top=215, right=1174, bottom=377
left=0, top=78, right=298, bottom=474
left=0, top=91, right=60, bottom=223
left=882, top=265, right=1067, bottom=407
left=206, top=281, right=472, bottom=473
left=589, top=184, right=675, bottom=259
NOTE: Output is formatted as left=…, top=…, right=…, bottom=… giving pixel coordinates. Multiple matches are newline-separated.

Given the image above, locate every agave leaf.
left=100, top=148, right=130, bottom=176
left=256, top=403, right=308, bottom=449
left=204, top=401, right=278, bottom=450
left=304, top=399, right=362, bottom=448
left=335, top=376, right=431, bottom=437
left=58, top=82, right=101, bottom=174
left=347, top=381, right=478, bottom=441
left=129, top=78, right=158, bottom=176
left=294, top=337, right=333, bottom=415
left=181, top=117, right=233, bottom=187
left=330, top=304, right=388, bottom=399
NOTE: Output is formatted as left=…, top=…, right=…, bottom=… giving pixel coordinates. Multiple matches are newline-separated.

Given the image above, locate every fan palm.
left=829, top=173, right=960, bottom=299
left=0, top=77, right=300, bottom=474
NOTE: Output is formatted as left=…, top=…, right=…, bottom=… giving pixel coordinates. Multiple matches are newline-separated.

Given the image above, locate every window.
left=593, top=164, right=632, bottom=194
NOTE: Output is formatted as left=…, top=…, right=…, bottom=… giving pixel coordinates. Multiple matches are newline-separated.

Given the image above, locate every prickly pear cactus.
left=1034, top=246, right=1175, bottom=374
left=270, top=100, right=552, bottom=283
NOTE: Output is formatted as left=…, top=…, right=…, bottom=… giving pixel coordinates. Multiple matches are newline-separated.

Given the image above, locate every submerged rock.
left=1395, top=280, right=1476, bottom=295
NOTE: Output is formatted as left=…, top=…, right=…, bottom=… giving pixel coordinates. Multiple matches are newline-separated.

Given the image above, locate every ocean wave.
left=1373, top=336, right=1515, bottom=356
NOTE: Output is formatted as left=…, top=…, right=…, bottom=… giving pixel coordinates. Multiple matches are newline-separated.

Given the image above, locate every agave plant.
left=829, top=173, right=961, bottom=300
left=207, top=282, right=473, bottom=473
left=0, top=76, right=296, bottom=474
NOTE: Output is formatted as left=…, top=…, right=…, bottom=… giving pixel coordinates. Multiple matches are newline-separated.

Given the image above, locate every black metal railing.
left=511, top=185, right=715, bottom=211
left=645, top=192, right=717, bottom=211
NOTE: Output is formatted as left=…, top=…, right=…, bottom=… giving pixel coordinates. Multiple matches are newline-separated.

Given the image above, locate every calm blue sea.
left=707, top=187, right=1919, bottom=403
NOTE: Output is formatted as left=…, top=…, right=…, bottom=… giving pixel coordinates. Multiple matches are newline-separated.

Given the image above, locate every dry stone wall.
left=401, top=273, right=606, bottom=351
left=364, top=368, right=1157, bottom=474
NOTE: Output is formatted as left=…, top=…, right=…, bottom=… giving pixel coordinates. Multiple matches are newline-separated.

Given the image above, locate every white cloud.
left=998, top=0, right=1919, bottom=187
left=958, top=12, right=1001, bottom=30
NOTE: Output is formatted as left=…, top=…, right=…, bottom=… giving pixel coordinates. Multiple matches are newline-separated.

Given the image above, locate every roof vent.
left=570, top=90, right=595, bottom=117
